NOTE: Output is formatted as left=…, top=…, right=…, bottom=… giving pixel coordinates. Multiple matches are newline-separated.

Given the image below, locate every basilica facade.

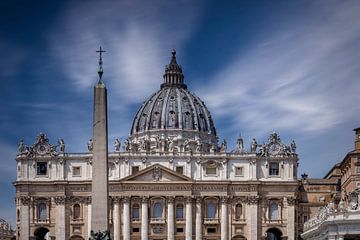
left=14, top=51, right=299, bottom=240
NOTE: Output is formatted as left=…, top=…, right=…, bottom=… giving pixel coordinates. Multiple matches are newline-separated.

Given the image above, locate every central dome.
left=129, top=50, right=217, bottom=153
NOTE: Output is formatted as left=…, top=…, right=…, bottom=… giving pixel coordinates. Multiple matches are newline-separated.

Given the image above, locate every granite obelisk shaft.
left=91, top=81, right=109, bottom=232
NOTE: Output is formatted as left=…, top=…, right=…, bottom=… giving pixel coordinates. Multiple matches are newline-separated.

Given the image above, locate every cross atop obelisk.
left=96, top=46, right=106, bottom=83
left=90, top=47, right=111, bottom=240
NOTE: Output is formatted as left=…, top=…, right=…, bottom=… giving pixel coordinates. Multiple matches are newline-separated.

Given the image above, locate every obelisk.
left=90, top=46, right=111, bottom=239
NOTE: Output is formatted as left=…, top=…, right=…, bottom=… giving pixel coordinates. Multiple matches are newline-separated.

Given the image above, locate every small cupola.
left=161, top=49, right=186, bottom=89
left=354, top=127, right=360, bottom=150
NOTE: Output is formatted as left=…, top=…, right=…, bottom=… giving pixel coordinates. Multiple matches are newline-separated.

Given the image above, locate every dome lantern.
left=161, top=49, right=186, bottom=89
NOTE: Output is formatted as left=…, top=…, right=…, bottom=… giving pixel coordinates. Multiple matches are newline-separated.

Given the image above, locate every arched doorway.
left=265, top=228, right=283, bottom=240
left=232, top=235, right=247, bottom=240
left=34, top=227, right=49, bottom=240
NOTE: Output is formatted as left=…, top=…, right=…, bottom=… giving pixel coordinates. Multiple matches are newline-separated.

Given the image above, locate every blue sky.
left=1, top=0, right=360, bottom=225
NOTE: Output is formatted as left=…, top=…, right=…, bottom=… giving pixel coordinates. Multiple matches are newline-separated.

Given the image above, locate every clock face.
left=269, top=143, right=281, bottom=155
left=36, top=144, right=49, bottom=155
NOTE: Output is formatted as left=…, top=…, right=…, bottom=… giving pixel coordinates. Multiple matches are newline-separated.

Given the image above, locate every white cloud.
left=196, top=1, right=360, bottom=137
left=48, top=0, right=203, bottom=105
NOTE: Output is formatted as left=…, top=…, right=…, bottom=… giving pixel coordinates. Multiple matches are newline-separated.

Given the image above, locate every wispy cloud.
left=197, top=0, right=360, bottom=137
left=48, top=0, right=203, bottom=104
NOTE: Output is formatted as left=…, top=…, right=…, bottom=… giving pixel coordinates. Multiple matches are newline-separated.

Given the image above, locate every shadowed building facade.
left=14, top=51, right=300, bottom=240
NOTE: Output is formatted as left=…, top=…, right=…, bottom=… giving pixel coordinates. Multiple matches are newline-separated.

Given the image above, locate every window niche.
left=72, top=166, right=81, bottom=177
left=269, top=202, right=280, bottom=221
left=269, top=162, right=280, bottom=176
left=235, top=166, right=244, bottom=176
left=36, top=162, right=48, bottom=176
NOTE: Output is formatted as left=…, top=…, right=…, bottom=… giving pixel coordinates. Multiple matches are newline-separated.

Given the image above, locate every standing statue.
left=250, top=138, right=258, bottom=153
left=87, top=139, right=93, bottom=152
left=236, top=137, right=244, bottom=152
left=124, top=138, right=130, bottom=152
left=114, top=138, right=121, bottom=152
left=58, top=139, right=65, bottom=152
left=290, top=140, right=296, bottom=153
left=220, top=139, right=227, bottom=152
left=18, top=139, right=26, bottom=154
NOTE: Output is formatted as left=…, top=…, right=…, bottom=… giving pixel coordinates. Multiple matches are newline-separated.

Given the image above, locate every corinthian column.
left=20, top=197, right=30, bottom=240
left=195, top=197, right=202, bottom=240
left=220, top=197, right=228, bottom=240
left=141, top=196, right=149, bottom=240
left=86, top=197, right=92, bottom=239
left=123, top=197, right=130, bottom=240
left=54, top=196, right=66, bottom=240
left=185, top=197, right=193, bottom=240
left=167, top=197, right=175, bottom=240
left=247, top=196, right=259, bottom=240
left=113, top=197, right=121, bottom=240
left=286, top=197, right=296, bottom=240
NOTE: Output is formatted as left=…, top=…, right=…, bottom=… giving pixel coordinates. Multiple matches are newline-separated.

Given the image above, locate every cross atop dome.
left=161, top=49, right=186, bottom=89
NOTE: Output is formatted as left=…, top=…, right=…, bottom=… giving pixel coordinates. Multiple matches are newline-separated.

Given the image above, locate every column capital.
left=122, top=196, right=131, bottom=203
left=141, top=196, right=149, bottom=203
left=53, top=196, right=66, bottom=205
left=195, top=197, right=202, bottom=204
left=220, top=196, right=230, bottom=204
left=185, top=196, right=193, bottom=203
left=112, top=196, right=121, bottom=204
left=167, top=196, right=175, bottom=203
left=20, top=196, right=31, bottom=206
left=85, top=196, right=92, bottom=205
left=247, top=196, right=259, bottom=205
left=286, top=196, right=296, bottom=206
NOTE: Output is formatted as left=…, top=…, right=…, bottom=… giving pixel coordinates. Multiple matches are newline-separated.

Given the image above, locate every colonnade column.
left=167, top=197, right=175, bottom=240
left=113, top=197, right=121, bottom=240
left=123, top=197, right=130, bottom=240
left=185, top=197, right=193, bottom=240
left=54, top=196, right=66, bottom=240
left=19, top=197, right=30, bottom=240
left=286, top=197, right=296, bottom=240
left=87, top=197, right=92, bottom=239
left=220, top=197, right=228, bottom=240
left=195, top=197, right=202, bottom=240
left=248, top=196, right=259, bottom=240
left=141, top=196, right=149, bottom=240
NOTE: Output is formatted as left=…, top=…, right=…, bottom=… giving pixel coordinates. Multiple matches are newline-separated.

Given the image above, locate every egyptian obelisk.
left=90, top=46, right=111, bottom=239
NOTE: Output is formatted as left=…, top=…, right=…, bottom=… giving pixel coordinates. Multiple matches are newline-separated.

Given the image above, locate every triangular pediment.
left=121, top=164, right=192, bottom=182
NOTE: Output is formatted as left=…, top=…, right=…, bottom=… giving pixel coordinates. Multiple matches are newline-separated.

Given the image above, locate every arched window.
left=73, top=204, right=81, bottom=219
left=132, top=204, right=139, bottom=220
left=38, top=202, right=47, bottom=221
left=207, top=202, right=216, bottom=218
left=235, top=204, right=242, bottom=219
left=269, top=202, right=279, bottom=220
left=176, top=204, right=183, bottom=219
left=17, top=209, right=20, bottom=221
left=153, top=202, right=163, bottom=219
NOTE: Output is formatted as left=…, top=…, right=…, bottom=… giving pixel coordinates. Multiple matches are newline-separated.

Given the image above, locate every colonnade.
left=111, top=196, right=229, bottom=240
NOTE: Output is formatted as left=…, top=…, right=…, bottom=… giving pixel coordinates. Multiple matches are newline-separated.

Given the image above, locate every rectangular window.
left=303, top=215, right=308, bottom=223
left=176, top=228, right=183, bottom=233
left=36, top=162, right=47, bottom=176
left=176, top=166, right=184, bottom=174
left=269, top=162, right=279, bottom=176
left=132, top=228, right=139, bottom=233
left=205, top=166, right=217, bottom=175
left=72, top=167, right=81, bottom=177
left=235, top=167, right=244, bottom=176
left=132, top=166, right=139, bottom=174
left=357, top=166, right=360, bottom=174
left=207, top=227, right=216, bottom=233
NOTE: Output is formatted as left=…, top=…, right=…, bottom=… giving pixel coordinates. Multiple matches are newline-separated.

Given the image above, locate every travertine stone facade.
left=14, top=51, right=299, bottom=240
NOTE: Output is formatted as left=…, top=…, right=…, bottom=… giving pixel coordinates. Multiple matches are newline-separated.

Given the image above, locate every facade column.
left=248, top=196, right=259, bottom=240
left=286, top=197, right=296, bottom=240
left=141, top=196, right=149, bottom=240
left=123, top=197, right=131, bottom=240
left=54, top=197, right=66, bottom=240
left=19, top=197, right=30, bottom=240
left=87, top=197, right=92, bottom=239
left=113, top=197, right=121, bottom=240
left=220, top=197, right=228, bottom=240
left=195, top=197, right=202, bottom=240
left=185, top=197, right=193, bottom=240
left=167, top=197, right=175, bottom=240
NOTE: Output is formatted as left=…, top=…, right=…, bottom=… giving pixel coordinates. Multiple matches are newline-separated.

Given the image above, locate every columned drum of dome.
left=129, top=50, right=217, bottom=154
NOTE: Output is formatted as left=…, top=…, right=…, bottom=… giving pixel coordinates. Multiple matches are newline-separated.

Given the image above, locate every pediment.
left=121, top=164, right=192, bottom=182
